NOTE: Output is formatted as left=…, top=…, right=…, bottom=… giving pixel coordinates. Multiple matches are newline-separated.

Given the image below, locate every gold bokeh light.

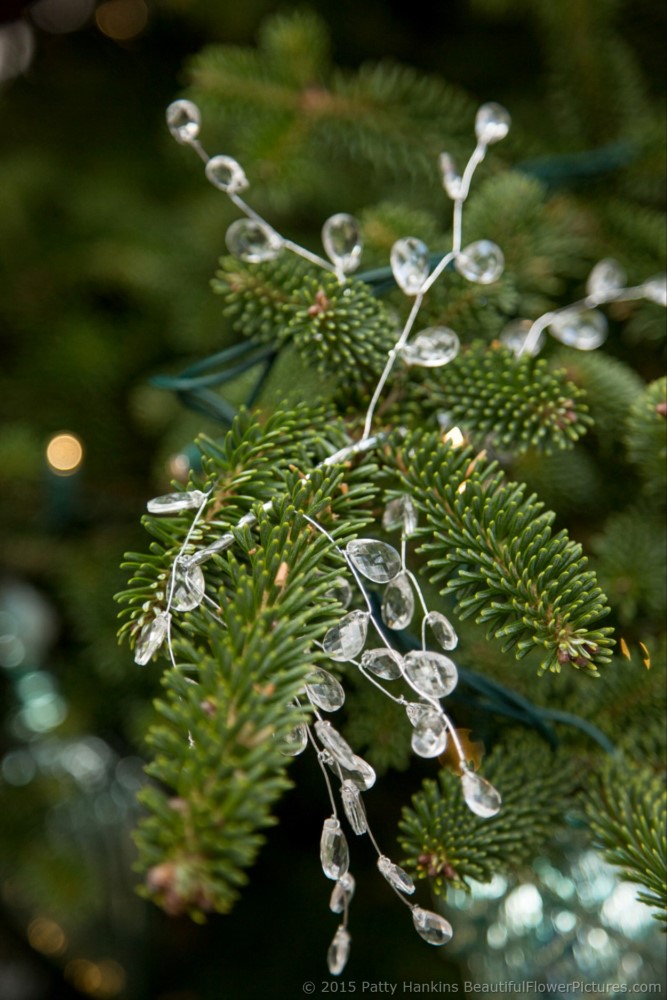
left=46, top=432, right=84, bottom=475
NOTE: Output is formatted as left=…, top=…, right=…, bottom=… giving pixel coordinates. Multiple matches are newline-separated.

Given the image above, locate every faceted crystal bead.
left=134, top=612, right=170, bottom=665
left=548, top=308, right=607, bottom=351
left=642, top=274, right=667, bottom=307
left=341, top=779, right=368, bottom=835
left=320, top=817, right=350, bottom=880
left=225, top=218, right=283, bottom=263
left=325, top=576, right=353, bottom=608
left=346, top=539, right=401, bottom=583
left=403, top=650, right=458, bottom=700
left=147, top=489, right=207, bottom=515
left=305, top=667, right=345, bottom=712
left=500, top=318, right=545, bottom=357
left=322, top=610, right=370, bottom=661
left=322, top=213, right=362, bottom=273
left=390, top=237, right=430, bottom=296
left=382, top=495, right=418, bottom=537
left=411, top=711, right=448, bottom=758
left=185, top=533, right=235, bottom=566
left=330, top=872, right=356, bottom=913
left=276, top=722, right=308, bottom=757
left=327, top=925, right=351, bottom=976
left=205, top=154, right=248, bottom=194
left=586, top=258, right=626, bottom=301
left=439, top=152, right=463, bottom=200
left=381, top=573, right=415, bottom=630
left=326, top=752, right=377, bottom=791
left=412, top=906, right=453, bottom=946
left=170, top=561, right=206, bottom=612
left=461, top=767, right=502, bottom=817
left=360, top=648, right=404, bottom=681
left=377, top=856, right=415, bottom=895
left=424, top=610, right=458, bottom=651
left=474, top=102, right=511, bottom=145
left=455, top=240, right=504, bottom=284
left=315, top=720, right=357, bottom=771
left=401, top=327, right=460, bottom=368
left=405, top=701, right=432, bottom=726
left=166, top=99, right=201, bottom=144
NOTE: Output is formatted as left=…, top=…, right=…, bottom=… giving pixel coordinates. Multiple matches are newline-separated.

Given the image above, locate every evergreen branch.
left=625, top=377, right=667, bottom=503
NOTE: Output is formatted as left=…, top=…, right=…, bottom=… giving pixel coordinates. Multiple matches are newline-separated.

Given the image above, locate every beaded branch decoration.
left=126, top=97, right=667, bottom=976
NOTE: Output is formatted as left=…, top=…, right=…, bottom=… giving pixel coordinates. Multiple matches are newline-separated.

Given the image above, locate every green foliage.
left=591, top=505, right=667, bottom=625
left=399, top=737, right=579, bottom=892
left=624, top=377, right=667, bottom=501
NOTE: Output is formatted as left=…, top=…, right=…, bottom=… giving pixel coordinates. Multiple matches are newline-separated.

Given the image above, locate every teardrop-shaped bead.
left=134, top=612, right=170, bottom=665
left=455, top=240, right=504, bottom=284
left=341, top=779, right=368, bottom=835
left=322, top=213, right=362, bottom=273
left=325, top=576, right=353, bottom=608
left=170, top=561, right=206, bottom=612
left=500, top=319, right=545, bottom=358
left=474, top=102, right=511, bottom=145
left=412, top=906, right=453, bottom=946
left=322, top=610, right=369, bottom=662
left=401, top=327, right=460, bottom=368
left=548, top=308, right=607, bottom=351
left=411, top=711, right=448, bottom=758
left=642, top=274, right=667, bottom=306
left=305, top=667, right=345, bottom=712
left=166, top=99, right=201, bottom=144
left=424, top=610, right=458, bottom=651
left=320, top=817, right=350, bottom=880
left=360, top=648, right=404, bottom=681
left=405, top=701, right=432, bottom=726
left=439, top=152, right=463, bottom=200
left=381, top=573, right=415, bottom=630
left=205, top=154, right=249, bottom=194
left=326, top=752, right=377, bottom=791
left=276, top=722, right=308, bottom=757
left=315, top=720, right=357, bottom=771
left=225, top=218, right=283, bottom=263
left=461, top=767, right=502, bottom=818
left=147, top=489, right=207, bottom=515
left=403, top=650, right=458, bottom=700
left=185, top=533, right=235, bottom=567
left=330, top=872, right=356, bottom=913
left=586, top=259, right=626, bottom=301
left=377, top=856, right=415, bottom=895
left=327, top=925, right=351, bottom=976
left=390, top=237, right=430, bottom=296
left=382, top=495, right=418, bottom=536
left=346, top=539, right=401, bottom=583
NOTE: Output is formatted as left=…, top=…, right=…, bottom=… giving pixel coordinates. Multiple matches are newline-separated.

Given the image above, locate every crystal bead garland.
left=461, top=766, right=502, bottom=818
left=314, top=720, right=359, bottom=771
left=170, top=561, right=206, bottom=613
left=455, top=240, right=504, bottom=284
left=424, top=610, right=458, bottom=651
left=304, top=667, right=346, bottom=712
left=322, top=213, right=363, bottom=274
left=411, top=710, right=448, bottom=758
left=642, top=274, right=667, bottom=306
left=276, top=722, right=309, bottom=757
left=382, top=495, right=418, bottom=536
left=340, top=780, right=368, bottom=835
left=225, top=218, right=283, bottom=263
left=134, top=612, right=170, bottom=666
left=402, top=649, right=459, bottom=699
left=360, top=648, right=404, bottom=680
left=548, top=308, right=608, bottom=350
left=322, top=610, right=370, bottom=661
left=346, top=539, right=401, bottom=583
left=330, top=873, right=355, bottom=913
left=146, top=489, right=207, bottom=514
left=377, top=856, right=415, bottom=895
left=439, top=152, right=463, bottom=200
left=205, top=154, right=249, bottom=194
left=390, top=237, right=430, bottom=295
left=320, top=817, right=350, bottom=880
left=381, top=572, right=415, bottom=630
left=474, top=102, right=511, bottom=145
left=327, top=925, right=351, bottom=975
left=166, top=99, right=201, bottom=144
left=412, top=907, right=454, bottom=946
left=400, top=327, right=460, bottom=367
left=586, top=258, right=626, bottom=301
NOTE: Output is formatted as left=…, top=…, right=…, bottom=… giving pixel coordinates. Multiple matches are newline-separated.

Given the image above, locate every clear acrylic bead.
left=322, top=213, right=362, bottom=273
left=305, top=667, right=345, bottom=712
left=455, top=240, right=504, bottom=284
left=326, top=752, right=377, bottom=791
left=276, top=722, right=308, bottom=757
left=401, top=327, right=460, bottom=367
left=341, top=779, right=368, bottom=835
left=548, top=308, right=607, bottom=350
left=225, top=218, right=283, bottom=263
left=322, top=610, right=370, bottom=661
left=330, top=872, right=356, bottom=913
left=405, top=701, right=432, bottom=726
left=325, top=576, right=353, bottom=608
left=411, top=711, right=448, bottom=758
left=315, top=720, right=357, bottom=771
left=382, top=495, right=418, bottom=536
left=390, top=237, right=430, bottom=296
left=185, top=533, right=235, bottom=566
left=320, top=816, right=350, bottom=880
left=166, top=99, right=201, bottom=144
left=170, top=561, right=206, bottom=612
left=147, top=489, right=207, bottom=515
left=586, top=258, right=626, bottom=301
left=500, top=318, right=545, bottom=357
left=424, top=610, right=458, bottom=651
left=461, top=767, right=502, bottom=818
left=361, top=648, right=404, bottom=681
left=327, top=925, right=351, bottom=976
left=377, top=856, right=415, bottom=895
left=205, top=154, right=249, bottom=194
left=439, top=152, right=463, bottom=199
left=412, top=906, right=453, bottom=946
left=403, top=650, right=459, bottom=700
left=381, top=573, right=415, bottom=630
left=642, top=274, right=667, bottom=307
left=346, top=539, right=401, bottom=583
left=134, top=612, right=170, bottom=665
left=475, top=102, right=511, bottom=145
